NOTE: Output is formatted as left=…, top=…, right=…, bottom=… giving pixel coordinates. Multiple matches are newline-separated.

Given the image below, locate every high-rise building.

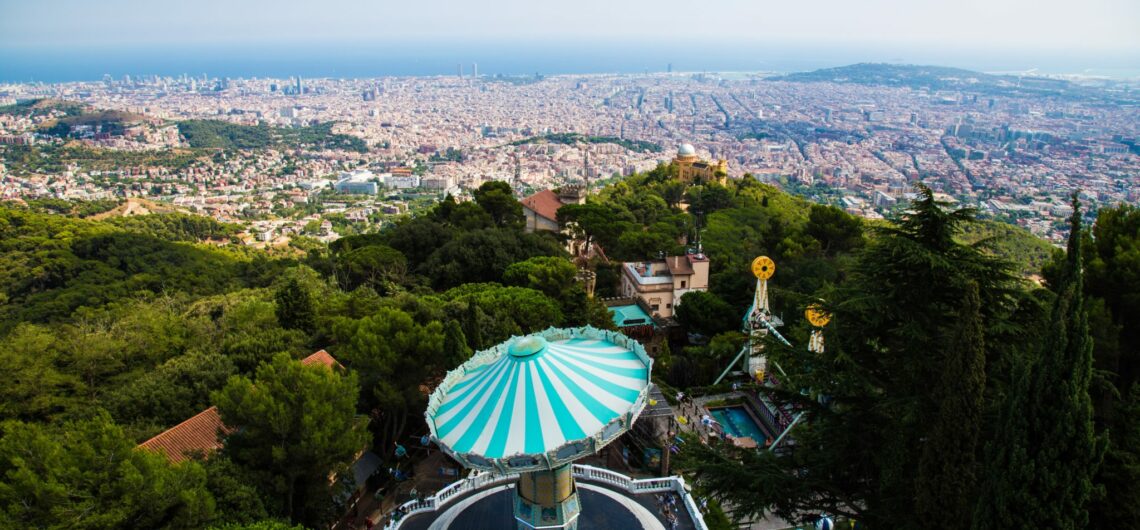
left=583, top=147, right=590, bottom=192
left=295, top=76, right=303, bottom=95
left=472, top=62, right=478, bottom=79
left=513, top=154, right=521, bottom=188
left=457, top=64, right=464, bottom=79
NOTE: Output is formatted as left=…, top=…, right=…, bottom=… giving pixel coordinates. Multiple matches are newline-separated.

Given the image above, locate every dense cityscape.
left=3, top=64, right=1137, bottom=245
left=2, top=1, right=1138, bottom=529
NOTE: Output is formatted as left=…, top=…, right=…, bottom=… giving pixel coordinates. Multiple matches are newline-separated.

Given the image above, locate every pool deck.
left=687, top=392, right=778, bottom=443
left=707, top=406, right=767, bottom=447
left=675, top=392, right=794, bottom=530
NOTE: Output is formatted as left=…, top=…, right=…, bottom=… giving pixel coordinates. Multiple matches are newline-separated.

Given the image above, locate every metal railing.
left=384, top=465, right=708, bottom=530
left=383, top=470, right=518, bottom=528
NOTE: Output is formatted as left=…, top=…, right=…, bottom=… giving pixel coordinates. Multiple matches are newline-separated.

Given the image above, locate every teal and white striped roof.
left=426, top=327, right=652, bottom=471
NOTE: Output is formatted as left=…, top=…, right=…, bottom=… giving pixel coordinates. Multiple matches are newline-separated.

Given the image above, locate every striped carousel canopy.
left=426, top=327, right=652, bottom=471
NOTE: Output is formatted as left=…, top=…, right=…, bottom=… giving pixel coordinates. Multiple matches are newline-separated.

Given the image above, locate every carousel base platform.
left=389, top=466, right=703, bottom=530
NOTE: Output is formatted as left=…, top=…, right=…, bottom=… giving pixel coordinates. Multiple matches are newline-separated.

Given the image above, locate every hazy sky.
left=3, top=0, right=1139, bottom=53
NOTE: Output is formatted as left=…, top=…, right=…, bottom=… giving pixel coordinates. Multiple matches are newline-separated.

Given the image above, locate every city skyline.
left=3, top=39, right=1139, bottom=84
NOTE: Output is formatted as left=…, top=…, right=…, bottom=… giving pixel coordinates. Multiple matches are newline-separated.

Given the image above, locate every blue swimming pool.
left=709, top=406, right=767, bottom=442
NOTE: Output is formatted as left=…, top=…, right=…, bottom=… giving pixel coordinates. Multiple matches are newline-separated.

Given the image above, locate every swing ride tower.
left=715, top=255, right=790, bottom=384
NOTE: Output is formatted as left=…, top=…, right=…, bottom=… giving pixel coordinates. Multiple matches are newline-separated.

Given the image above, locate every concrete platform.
left=392, top=476, right=701, bottom=530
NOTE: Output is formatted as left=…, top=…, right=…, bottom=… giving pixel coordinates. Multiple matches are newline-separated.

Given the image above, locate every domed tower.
left=674, top=143, right=727, bottom=184
left=674, top=143, right=698, bottom=182
left=676, top=143, right=697, bottom=162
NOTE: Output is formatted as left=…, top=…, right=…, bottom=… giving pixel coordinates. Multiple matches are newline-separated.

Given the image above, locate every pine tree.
left=916, top=280, right=985, bottom=529
left=683, top=186, right=1020, bottom=527
left=975, top=194, right=1105, bottom=529
left=1090, top=383, right=1140, bottom=528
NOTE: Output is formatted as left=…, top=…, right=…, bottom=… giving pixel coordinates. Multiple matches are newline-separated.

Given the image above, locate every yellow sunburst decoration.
left=805, top=303, right=831, bottom=328
left=751, top=256, right=775, bottom=280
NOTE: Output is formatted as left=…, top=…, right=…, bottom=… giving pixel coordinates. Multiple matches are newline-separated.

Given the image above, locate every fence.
left=384, top=464, right=708, bottom=530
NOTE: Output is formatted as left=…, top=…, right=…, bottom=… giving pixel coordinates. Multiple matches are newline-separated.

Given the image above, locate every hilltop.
left=177, top=119, right=369, bottom=152
left=770, top=63, right=1134, bottom=102
left=771, top=63, right=1003, bottom=89
left=88, top=197, right=191, bottom=220
left=0, top=98, right=88, bottom=118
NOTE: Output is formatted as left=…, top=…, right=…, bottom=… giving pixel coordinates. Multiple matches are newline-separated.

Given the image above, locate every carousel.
left=425, top=326, right=653, bottom=530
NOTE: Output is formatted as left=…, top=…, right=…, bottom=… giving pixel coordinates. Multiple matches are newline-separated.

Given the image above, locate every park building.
left=520, top=185, right=586, bottom=233
left=334, top=169, right=378, bottom=195
left=620, top=251, right=710, bottom=319
left=673, top=143, right=727, bottom=185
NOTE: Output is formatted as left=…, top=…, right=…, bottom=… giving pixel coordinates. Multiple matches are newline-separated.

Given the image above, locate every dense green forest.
left=0, top=99, right=148, bottom=138
left=509, top=132, right=663, bottom=153
left=675, top=196, right=1139, bottom=529
left=177, top=120, right=368, bottom=153
left=0, top=98, right=87, bottom=118
left=957, top=218, right=1059, bottom=276
left=0, top=165, right=1134, bottom=529
left=38, top=109, right=150, bottom=138
left=1, top=143, right=207, bottom=174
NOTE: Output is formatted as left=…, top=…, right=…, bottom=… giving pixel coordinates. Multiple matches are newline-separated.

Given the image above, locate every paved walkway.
left=348, top=448, right=461, bottom=529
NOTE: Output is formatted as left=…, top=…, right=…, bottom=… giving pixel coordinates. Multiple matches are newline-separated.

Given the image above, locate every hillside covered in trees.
left=177, top=120, right=368, bottom=153
left=0, top=167, right=1134, bottom=530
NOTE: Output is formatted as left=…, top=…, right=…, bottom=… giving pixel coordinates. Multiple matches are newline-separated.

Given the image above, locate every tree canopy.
left=213, top=353, right=367, bottom=526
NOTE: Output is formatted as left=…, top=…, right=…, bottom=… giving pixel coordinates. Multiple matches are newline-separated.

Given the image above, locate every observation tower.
left=425, top=327, right=653, bottom=530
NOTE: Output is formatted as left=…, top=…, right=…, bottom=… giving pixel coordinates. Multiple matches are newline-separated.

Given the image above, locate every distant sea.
left=2, top=40, right=1138, bottom=83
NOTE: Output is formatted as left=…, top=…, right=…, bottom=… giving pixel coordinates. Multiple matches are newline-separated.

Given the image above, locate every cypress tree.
left=463, top=300, right=484, bottom=351
left=274, top=278, right=316, bottom=334
left=916, top=280, right=985, bottom=528
left=975, top=194, right=1105, bottom=529
left=443, top=320, right=473, bottom=365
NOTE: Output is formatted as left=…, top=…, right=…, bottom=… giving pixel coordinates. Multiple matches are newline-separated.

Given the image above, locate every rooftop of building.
left=139, top=349, right=342, bottom=463
left=610, top=304, right=654, bottom=328
left=624, top=262, right=675, bottom=285
left=520, top=189, right=563, bottom=222
left=665, top=256, right=694, bottom=276
left=625, top=254, right=707, bottom=286
left=138, top=406, right=231, bottom=463
left=301, top=349, right=344, bottom=369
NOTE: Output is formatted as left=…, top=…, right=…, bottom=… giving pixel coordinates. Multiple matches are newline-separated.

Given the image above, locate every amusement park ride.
left=425, top=327, right=653, bottom=530
left=715, top=256, right=791, bottom=386
left=713, top=256, right=830, bottom=452
left=410, top=260, right=834, bottom=530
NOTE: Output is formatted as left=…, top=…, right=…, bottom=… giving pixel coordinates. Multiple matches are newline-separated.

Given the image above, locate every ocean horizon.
left=2, top=40, right=1138, bottom=83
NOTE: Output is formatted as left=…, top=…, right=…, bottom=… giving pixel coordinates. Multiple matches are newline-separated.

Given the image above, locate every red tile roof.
left=139, top=350, right=344, bottom=464
left=520, top=190, right=563, bottom=222
left=302, top=349, right=343, bottom=369
left=138, top=406, right=232, bottom=463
